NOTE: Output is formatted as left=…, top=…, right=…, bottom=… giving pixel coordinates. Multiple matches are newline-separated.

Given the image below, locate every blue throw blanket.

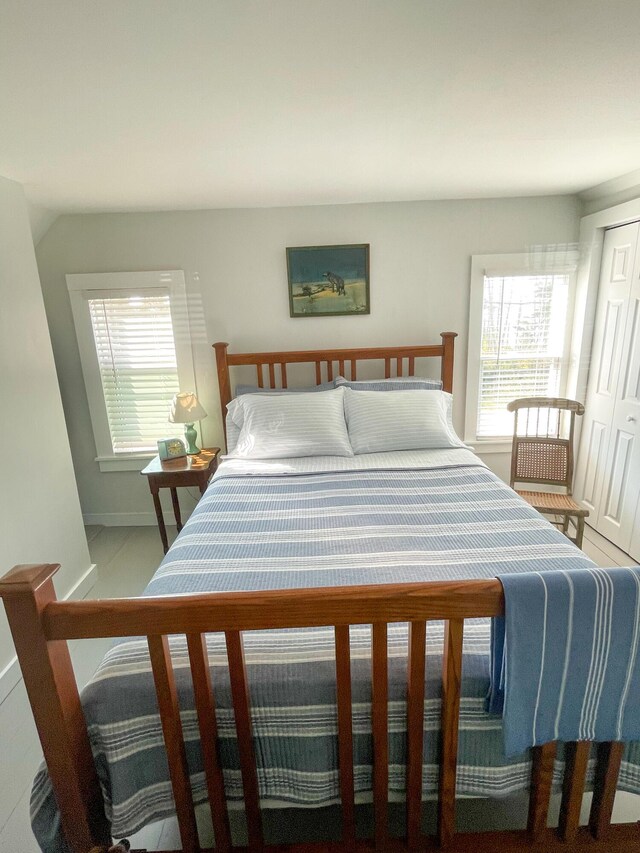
left=490, top=567, right=640, bottom=756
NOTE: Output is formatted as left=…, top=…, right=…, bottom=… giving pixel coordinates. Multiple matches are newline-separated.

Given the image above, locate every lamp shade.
left=168, top=392, right=207, bottom=424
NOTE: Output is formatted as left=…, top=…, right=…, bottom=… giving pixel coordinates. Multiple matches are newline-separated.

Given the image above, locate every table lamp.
left=169, top=392, right=207, bottom=455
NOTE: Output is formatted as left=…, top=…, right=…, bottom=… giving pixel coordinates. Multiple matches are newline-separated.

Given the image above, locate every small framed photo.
left=286, top=243, right=370, bottom=317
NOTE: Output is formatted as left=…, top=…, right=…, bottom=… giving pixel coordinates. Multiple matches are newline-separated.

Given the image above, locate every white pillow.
left=225, top=414, right=242, bottom=454
left=344, top=388, right=464, bottom=454
left=226, top=383, right=337, bottom=452
left=227, top=387, right=353, bottom=459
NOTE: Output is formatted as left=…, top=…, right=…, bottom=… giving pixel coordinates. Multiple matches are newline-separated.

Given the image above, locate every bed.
left=1, top=333, right=639, bottom=853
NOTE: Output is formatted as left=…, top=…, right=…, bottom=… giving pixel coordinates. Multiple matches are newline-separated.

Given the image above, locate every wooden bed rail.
left=42, top=577, right=504, bottom=639
left=1, top=563, right=638, bottom=853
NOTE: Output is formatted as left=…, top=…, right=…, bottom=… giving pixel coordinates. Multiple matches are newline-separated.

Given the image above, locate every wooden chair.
left=507, top=397, right=589, bottom=548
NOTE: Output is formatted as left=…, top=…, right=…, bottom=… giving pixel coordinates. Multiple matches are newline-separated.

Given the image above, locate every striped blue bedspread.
left=30, top=449, right=640, bottom=851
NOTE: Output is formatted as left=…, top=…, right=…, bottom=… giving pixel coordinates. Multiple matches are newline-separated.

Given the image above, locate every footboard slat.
left=406, top=620, right=427, bottom=850
left=438, top=618, right=464, bottom=848
left=589, top=740, right=624, bottom=840
left=187, top=633, right=232, bottom=852
left=372, top=622, right=389, bottom=846
left=226, top=630, right=263, bottom=852
left=558, top=740, right=590, bottom=842
left=527, top=742, right=556, bottom=841
left=148, top=634, right=200, bottom=853
left=334, top=625, right=356, bottom=845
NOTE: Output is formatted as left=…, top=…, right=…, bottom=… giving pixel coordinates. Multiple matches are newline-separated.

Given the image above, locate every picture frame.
left=286, top=243, right=370, bottom=317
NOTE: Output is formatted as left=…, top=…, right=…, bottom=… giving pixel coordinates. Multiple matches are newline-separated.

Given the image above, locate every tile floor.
left=0, top=524, right=638, bottom=850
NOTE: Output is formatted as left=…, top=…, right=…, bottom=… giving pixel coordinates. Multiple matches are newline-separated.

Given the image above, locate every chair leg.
left=562, top=515, right=570, bottom=534
left=574, top=516, right=585, bottom=549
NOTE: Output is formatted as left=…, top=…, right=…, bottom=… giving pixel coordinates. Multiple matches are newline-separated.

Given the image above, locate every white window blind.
left=87, top=290, right=180, bottom=453
left=477, top=273, right=570, bottom=438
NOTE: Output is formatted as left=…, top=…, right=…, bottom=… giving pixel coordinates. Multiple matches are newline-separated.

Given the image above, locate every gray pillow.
left=335, top=376, right=442, bottom=391
left=235, top=380, right=335, bottom=395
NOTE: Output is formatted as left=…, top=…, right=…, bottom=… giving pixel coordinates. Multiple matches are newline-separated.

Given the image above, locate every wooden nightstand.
left=141, top=448, right=220, bottom=554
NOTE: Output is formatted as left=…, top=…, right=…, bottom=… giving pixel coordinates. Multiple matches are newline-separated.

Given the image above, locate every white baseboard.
left=83, top=512, right=158, bottom=526
left=83, top=508, right=194, bottom=527
left=0, top=562, right=98, bottom=706
left=65, top=561, right=99, bottom=600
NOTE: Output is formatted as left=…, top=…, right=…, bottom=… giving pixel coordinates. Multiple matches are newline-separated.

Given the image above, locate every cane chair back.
left=507, top=397, right=584, bottom=492
left=507, top=397, right=589, bottom=548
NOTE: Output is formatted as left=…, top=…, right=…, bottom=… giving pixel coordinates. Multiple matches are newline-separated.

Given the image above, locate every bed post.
left=440, top=331, right=457, bottom=393
left=0, top=564, right=109, bottom=853
left=213, top=341, right=231, bottom=445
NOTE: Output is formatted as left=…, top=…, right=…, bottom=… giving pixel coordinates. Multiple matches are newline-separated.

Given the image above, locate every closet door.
left=629, top=448, right=640, bottom=560
left=597, top=236, right=640, bottom=554
left=574, top=222, right=638, bottom=526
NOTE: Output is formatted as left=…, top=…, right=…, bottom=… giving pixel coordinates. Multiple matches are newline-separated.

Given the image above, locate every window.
left=87, top=291, right=180, bottom=453
left=465, top=253, right=576, bottom=446
left=68, top=271, right=196, bottom=471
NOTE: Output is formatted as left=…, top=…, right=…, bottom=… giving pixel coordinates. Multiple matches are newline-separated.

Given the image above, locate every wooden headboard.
left=213, top=332, right=457, bottom=430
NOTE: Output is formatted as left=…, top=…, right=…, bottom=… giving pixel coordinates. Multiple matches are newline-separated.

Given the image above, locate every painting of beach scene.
left=287, top=244, right=370, bottom=317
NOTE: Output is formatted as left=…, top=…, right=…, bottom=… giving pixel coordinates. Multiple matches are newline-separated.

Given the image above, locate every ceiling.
left=2, top=0, right=640, bottom=213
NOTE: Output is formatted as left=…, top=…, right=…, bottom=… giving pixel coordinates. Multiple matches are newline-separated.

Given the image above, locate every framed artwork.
left=287, top=243, right=370, bottom=317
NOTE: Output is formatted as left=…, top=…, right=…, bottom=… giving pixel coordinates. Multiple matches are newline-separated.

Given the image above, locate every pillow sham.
left=227, top=387, right=353, bottom=459
left=226, top=380, right=337, bottom=451
left=225, top=415, right=242, bottom=454
left=335, top=375, right=442, bottom=391
left=344, top=388, right=464, bottom=454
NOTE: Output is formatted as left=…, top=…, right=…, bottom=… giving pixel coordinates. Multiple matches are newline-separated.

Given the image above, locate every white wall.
left=27, top=200, right=59, bottom=246
left=0, top=176, right=94, bottom=700
left=579, top=168, right=640, bottom=216
left=35, top=195, right=581, bottom=523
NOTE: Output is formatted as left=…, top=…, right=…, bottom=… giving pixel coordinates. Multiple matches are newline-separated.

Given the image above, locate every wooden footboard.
left=1, top=564, right=639, bottom=853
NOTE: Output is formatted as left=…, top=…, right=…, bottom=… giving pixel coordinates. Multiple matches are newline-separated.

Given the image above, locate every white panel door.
left=629, top=456, right=640, bottom=560
left=598, top=248, right=640, bottom=554
left=575, top=222, right=639, bottom=523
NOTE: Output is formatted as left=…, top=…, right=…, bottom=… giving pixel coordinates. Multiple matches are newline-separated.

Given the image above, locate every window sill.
left=95, top=453, right=155, bottom=472
left=464, top=439, right=513, bottom=455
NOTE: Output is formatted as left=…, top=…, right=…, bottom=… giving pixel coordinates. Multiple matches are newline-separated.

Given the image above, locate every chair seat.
left=516, top=490, right=589, bottom=517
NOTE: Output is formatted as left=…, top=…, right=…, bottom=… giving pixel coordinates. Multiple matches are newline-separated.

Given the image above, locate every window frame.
left=465, top=252, right=578, bottom=452
left=67, top=270, right=197, bottom=472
